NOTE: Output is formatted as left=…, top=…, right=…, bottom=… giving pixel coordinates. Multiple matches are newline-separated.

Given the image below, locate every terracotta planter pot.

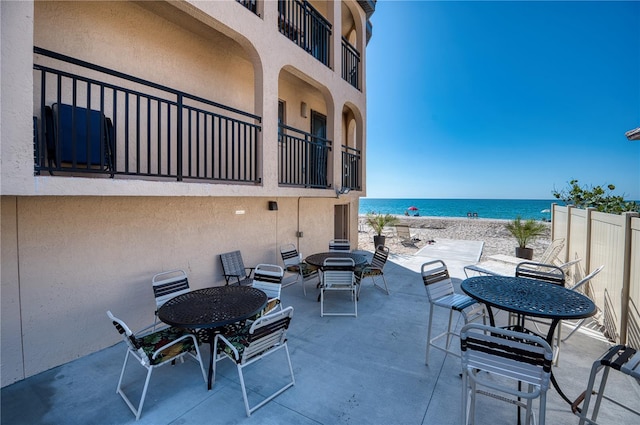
left=373, top=235, right=386, bottom=248
left=515, top=247, right=534, bottom=260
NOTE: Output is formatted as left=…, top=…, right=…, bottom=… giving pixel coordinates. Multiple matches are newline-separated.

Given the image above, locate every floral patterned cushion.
left=219, top=323, right=252, bottom=360
left=137, top=326, right=196, bottom=365
left=362, top=267, right=383, bottom=277
left=287, top=262, right=318, bottom=277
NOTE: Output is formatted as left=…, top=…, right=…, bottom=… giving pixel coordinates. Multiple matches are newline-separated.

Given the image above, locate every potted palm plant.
left=505, top=216, right=547, bottom=260
left=366, top=213, right=399, bottom=247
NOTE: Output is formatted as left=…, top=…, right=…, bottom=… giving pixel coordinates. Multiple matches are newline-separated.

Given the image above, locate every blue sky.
left=365, top=0, right=640, bottom=200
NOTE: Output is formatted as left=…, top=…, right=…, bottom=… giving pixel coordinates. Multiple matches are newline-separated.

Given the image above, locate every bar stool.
left=573, top=344, right=640, bottom=424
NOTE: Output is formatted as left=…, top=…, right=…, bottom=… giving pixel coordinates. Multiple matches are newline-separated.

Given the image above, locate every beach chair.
left=561, top=265, right=605, bottom=342
left=395, top=224, right=419, bottom=247
left=540, top=238, right=565, bottom=266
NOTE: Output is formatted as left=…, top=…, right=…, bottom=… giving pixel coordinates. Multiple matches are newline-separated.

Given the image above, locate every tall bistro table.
left=461, top=275, right=597, bottom=406
left=158, top=286, right=267, bottom=390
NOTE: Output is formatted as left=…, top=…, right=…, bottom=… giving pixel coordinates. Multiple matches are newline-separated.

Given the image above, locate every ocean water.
left=359, top=198, right=557, bottom=221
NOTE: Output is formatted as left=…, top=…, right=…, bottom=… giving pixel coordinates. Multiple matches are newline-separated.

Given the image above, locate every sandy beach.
left=357, top=215, right=552, bottom=261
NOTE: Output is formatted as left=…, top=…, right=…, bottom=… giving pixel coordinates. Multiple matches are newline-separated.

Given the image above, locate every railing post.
left=177, top=93, right=183, bottom=181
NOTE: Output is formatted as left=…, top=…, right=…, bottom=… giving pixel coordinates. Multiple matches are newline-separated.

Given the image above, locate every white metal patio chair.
left=329, top=239, right=351, bottom=252
left=279, top=243, right=319, bottom=295
left=321, top=257, right=357, bottom=317
left=151, top=269, right=190, bottom=330
left=251, top=263, right=284, bottom=315
left=106, top=310, right=206, bottom=420
left=355, top=244, right=390, bottom=297
left=214, top=306, right=295, bottom=417
left=572, top=344, right=640, bottom=425
left=421, top=260, right=485, bottom=365
left=514, top=261, right=566, bottom=364
left=461, top=323, right=553, bottom=425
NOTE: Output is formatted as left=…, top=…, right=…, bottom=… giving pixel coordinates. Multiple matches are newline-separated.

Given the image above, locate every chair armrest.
left=151, top=332, right=198, bottom=360
left=214, top=334, right=240, bottom=361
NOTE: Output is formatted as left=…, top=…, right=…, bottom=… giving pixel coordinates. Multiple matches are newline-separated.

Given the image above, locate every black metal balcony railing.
left=341, top=145, right=361, bottom=191
left=278, top=124, right=331, bottom=188
left=278, top=0, right=332, bottom=67
left=33, top=47, right=261, bottom=184
left=237, top=0, right=258, bottom=15
left=341, top=37, right=360, bottom=90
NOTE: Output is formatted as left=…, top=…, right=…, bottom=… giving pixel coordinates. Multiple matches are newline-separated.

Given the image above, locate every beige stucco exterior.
left=1, top=0, right=373, bottom=386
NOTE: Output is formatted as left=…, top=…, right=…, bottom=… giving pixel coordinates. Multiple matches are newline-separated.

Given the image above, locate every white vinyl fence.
left=552, top=204, right=639, bottom=347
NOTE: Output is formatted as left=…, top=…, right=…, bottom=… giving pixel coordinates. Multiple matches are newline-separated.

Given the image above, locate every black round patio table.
left=305, top=252, right=368, bottom=269
left=158, top=285, right=267, bottom=390
left=461, top=275, right=596, bottom=337
left=461, top=275, right=597, bottom=410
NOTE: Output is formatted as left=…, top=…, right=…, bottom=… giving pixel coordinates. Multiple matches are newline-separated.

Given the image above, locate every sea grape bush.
left=552, top=179, right=639, bottom=214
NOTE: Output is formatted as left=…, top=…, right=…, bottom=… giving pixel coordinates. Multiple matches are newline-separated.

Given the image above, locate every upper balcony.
left=33, top=48, right=262, bottom=185
left=278, top=0, right=333, bottom=68
left=32, top=47, right=361, bottom=193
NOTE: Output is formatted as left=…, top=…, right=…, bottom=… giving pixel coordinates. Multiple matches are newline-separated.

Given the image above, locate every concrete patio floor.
left=2, top=249, right=638, bottom=425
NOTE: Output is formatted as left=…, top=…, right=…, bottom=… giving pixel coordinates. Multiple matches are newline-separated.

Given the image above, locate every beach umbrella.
left=408, top=206, right=418, bottom=211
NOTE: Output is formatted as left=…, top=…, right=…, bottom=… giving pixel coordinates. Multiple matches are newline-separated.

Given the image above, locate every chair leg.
left=461, top=367, right=470, bottom=425
left=236, top=344, right=296, bottom=417
left=373, top=274, right=390, bottom=295
left=237, top=364, right=252, bottom=417
left=578, top=362, right=613, bottom=425
left=116, top=350, right=154, bottom=420
left=445, top=310, right=455, bottom=350
left=538, top=390, right=547, bottom=425
left=562, top=318, right=586, bottom=342
left=426, top=307, right=434, bottom=365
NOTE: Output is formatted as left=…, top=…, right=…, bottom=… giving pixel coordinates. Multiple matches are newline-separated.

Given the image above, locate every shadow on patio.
left=2, top=250, right=638, bottom=425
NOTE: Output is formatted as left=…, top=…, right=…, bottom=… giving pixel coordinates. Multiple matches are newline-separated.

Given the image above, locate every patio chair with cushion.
left=355, top=244, right=390, bottom=297
left=461, top=323, right=553, bottom=425
left=151, top=269, right=190, bottom=330
left=321, top=257, right=357, bottom=317
left=251, top=263, right=284, bottom=315
left=106, top=310, right=206, bottom=420
left=329, top=239, right=351, bottom=252
left=279, top=243, right=319, bottom=295
left=220, top=250, right=254, bottom=286
left=421, top=260, right=485, bottom=365
left=214, top=306, right=295, bottom=417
